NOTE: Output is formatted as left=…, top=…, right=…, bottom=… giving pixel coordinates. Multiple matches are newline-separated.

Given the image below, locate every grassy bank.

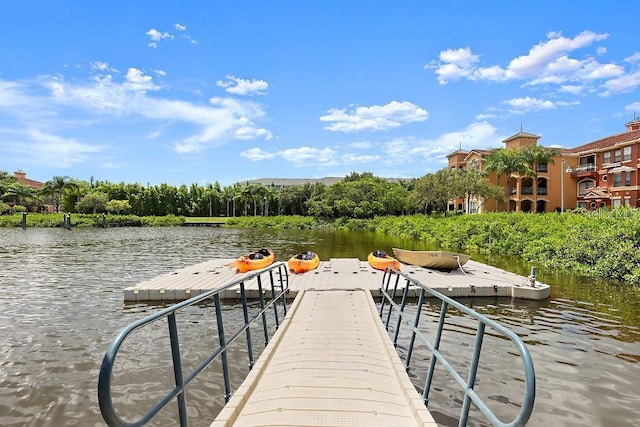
left=0, top=213, right=186, bottom=227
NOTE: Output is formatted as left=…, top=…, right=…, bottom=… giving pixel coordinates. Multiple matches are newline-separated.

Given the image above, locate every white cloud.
left=625, top=52, right=640, bottom=63
left=240, top=147, right=275, bottom=161
left=505, top=31, right=609, bottom=80
left=124, top=68, right=159, bottom=92
left=146, top=28, right=173, bottom=48
left=383, top=121, right=502, bottom=165
left=216, top=75, right=268, bottom=96
left=4, top=128, right=103, bottom=167
left=341, top=153, right=381, bottom=164
left=0, top=68, right=273, bottom=159
left=624, top=102, right=640, bottom=112
left=0, top=81, right=34, bottom=109
left=90, top=61, right=118, bottom=73
left=601, top=70, right=640, bottom=96
left=429, top=30, right=633, bottom=96
left=277, top=147, right=337, bottom=167
left=428, top=47, right=482, bottom=84
left=171, top=23, right=197, bottom=44
left=349, top=141, right=374, bottom=149
left=559, top=85, right=584, bottom=95
left=475, top=113, right=496, bottom=120
left=502, top=96, right=579, bottom=114
left=234, top=127, right=273, bottom=140
left=320, top=101, right=428, bottom=132
left=183, top=35, right=198, bottom=45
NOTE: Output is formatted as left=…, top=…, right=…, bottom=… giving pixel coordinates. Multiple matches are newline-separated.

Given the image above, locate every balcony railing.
left=574, top=164, right=597, bottom=173
left=518, top=187, right=548, bottom=195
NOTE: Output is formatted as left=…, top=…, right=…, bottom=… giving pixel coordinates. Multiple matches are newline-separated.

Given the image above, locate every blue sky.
left=2, top=1, right=640, bottom=186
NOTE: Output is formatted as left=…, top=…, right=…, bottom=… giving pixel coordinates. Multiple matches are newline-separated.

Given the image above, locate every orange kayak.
left=288, top=251, right=320, bottom=274
left=234, top=248, right=276, bottom=273
left=367, top=250, right=400, bottom=271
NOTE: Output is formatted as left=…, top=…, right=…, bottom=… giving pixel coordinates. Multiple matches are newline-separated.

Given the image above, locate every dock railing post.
left=214, top=294, right=232, bottom=402
left=393, top=277, right=411, bottom=347
left=384, top=273, right=401, bottom=330
left=167, top=313, right=189, bottom=426
left=239, top=282, right=255, bottom=369
left=405, top=287, right=426, bottom=370
left=423, top=300, right=449, bottom=406
left=256, top=275, right=270, bottom=345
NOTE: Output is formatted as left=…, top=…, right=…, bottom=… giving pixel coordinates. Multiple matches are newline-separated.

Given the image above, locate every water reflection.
left=0, top=227, right=638, bottom=426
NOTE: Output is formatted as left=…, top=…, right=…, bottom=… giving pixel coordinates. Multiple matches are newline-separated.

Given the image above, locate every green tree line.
left=0, top=170, right=505, bottom=218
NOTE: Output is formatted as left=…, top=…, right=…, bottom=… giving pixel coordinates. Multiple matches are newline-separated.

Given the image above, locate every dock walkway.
left=123, top=258, right=550, bottom=302
left=211, top=288, right=437, bottom=426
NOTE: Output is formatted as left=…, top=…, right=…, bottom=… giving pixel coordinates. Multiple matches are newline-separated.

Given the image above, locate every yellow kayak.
left=234, top=248, right=276, bottom=273
left=288, top=251, right=320, bottom=274
left=367, top=250, right=400, bottom=271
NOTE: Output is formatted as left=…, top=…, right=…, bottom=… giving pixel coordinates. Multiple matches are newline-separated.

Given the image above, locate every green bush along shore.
left=4, top=211, right=639, bottom=284
left=220, top=211, right=640, bottom=284
left=0, top=213, right=185, bottom=228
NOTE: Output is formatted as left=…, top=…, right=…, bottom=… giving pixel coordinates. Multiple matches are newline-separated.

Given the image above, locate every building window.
left=578, top=179, right=595, bottom=196
left=602, top=175, right=607, bottom=182
left=623, top=146, right=632, bottom=161
left=578, top=201, right=587, bottom=209
left=613, top=173, right=622, bottom=187
left=613, top=198, right=621, bottom=208
left=625, top=172, right=631, bottom=186
left=614, top=149, right=622, bottom=162
left=470, top=200, right=478, bottom=214
left=603, top=151, right=611, bottom=164
left=624, top=197, right=631, bottom=207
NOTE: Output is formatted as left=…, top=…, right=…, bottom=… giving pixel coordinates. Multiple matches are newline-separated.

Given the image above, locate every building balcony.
left=513, top=187, right=548, bottom=195
left=571, top=163, right=598, bottom=178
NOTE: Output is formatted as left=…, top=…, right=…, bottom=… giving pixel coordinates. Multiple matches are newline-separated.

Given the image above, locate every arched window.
left=578, top=179, right=596, bottom=196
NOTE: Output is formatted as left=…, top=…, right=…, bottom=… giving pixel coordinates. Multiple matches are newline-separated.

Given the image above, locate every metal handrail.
left=379, top=268, right=535, bottom=427
left=98, top=262, right=289, bottom=427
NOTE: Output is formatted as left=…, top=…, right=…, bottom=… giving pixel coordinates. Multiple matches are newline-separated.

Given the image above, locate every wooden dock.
left=123, top=258, right=550, bottom=302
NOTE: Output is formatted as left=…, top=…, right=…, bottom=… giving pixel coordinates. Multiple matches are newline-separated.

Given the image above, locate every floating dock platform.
left=123, top=258, right=550, bottom=302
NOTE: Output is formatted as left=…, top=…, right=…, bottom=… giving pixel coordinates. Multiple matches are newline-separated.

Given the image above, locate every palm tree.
left=483, top=149, right=509, bottom=211
left=40, top=176, right=73, bottom=213
left=521, top=145, right=558, bottom=212
left=3, top=182, right=34, bottom=209
left=221, top=185, right=234, bottom=217
left=483, top=149, right=530, bottom=212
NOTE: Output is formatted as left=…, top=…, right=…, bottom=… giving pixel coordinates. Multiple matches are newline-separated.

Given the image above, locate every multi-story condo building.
left=447, top=118, right=640, bottom=213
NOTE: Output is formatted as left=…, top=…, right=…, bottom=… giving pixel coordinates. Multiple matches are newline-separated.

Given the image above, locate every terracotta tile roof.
left=15, top=174, right=44, bottom=189
left=567, top=129, right=640, bottom=154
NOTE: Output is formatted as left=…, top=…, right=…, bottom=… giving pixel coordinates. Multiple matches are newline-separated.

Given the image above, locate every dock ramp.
left=211, top=289, right=437, bottom=426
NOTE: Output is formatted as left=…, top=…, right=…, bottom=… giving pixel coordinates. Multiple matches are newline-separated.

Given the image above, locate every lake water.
left=0, top=227, right=638, bottom=426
